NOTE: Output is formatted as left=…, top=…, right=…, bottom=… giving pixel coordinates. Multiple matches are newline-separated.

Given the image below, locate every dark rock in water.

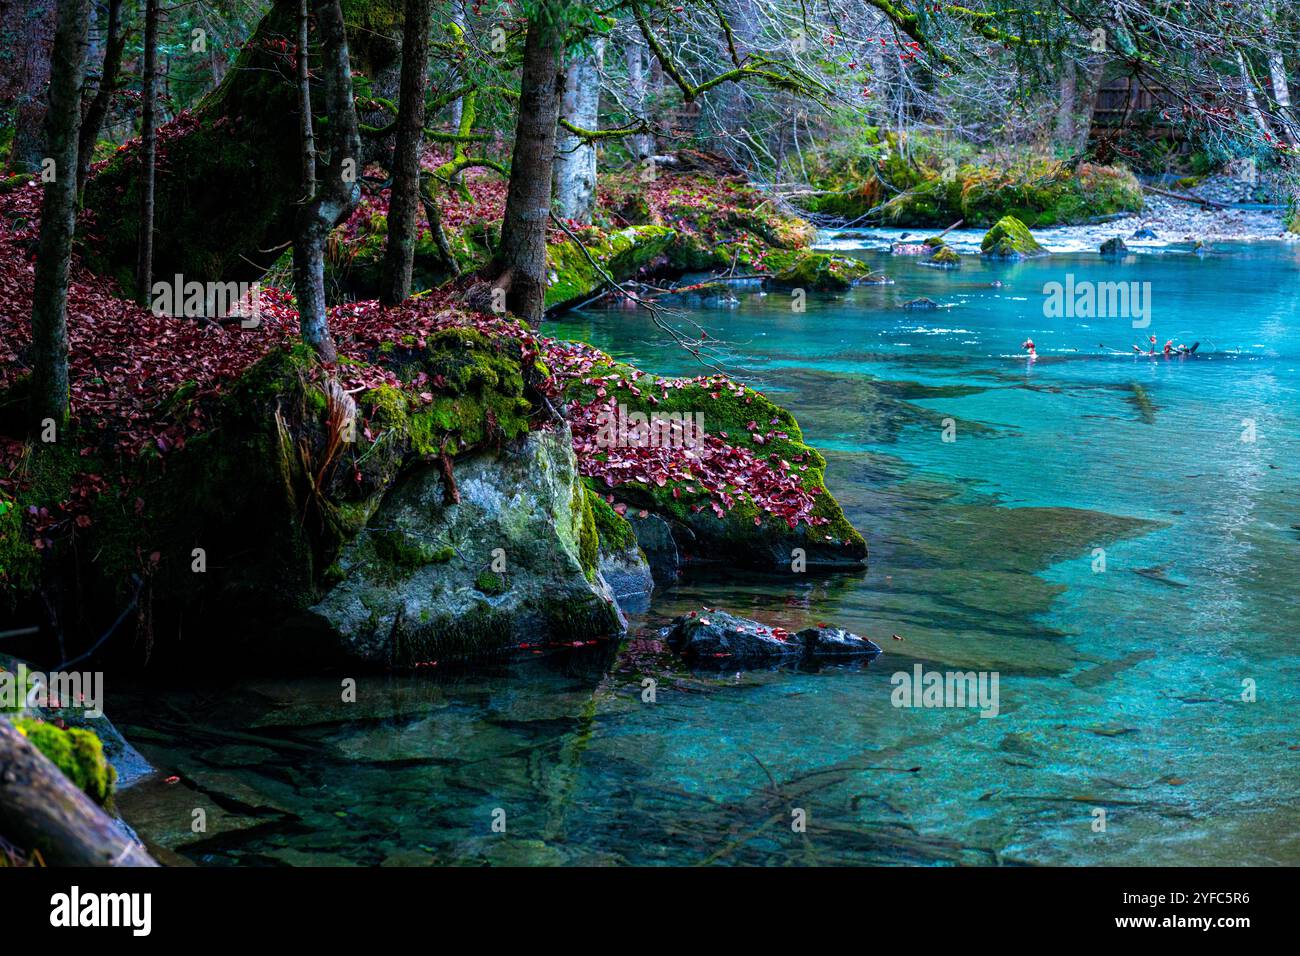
left=664, top=610, right=803, bottom=662
left=1130, top=227, right=1158, bottom=240
left=903, top=297, right=939, bottom=310
left=794, top=625, right=883, bottom=658
left=664, top=610, right=882, bottom=664
left=1099, top=236, right=1129, bottom=257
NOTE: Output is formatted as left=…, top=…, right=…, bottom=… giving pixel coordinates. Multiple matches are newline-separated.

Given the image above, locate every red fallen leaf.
left=134, top=497, right=145, bottom=515
left=419, top=391, right=433, bottom=403
left=149, top=551, right=161, bottom=564
left=164, top=775, right=180, bottom=785
left=75, top=514, right=91, bottom=528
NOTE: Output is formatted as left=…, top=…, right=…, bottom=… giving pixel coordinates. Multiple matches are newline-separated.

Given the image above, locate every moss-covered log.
left=81, top=0, right=404, bottom=295
left=0, top=718, right=156, bottom=866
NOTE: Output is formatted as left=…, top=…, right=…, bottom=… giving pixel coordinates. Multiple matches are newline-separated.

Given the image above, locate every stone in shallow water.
left=664, top=609, right=881, bottom=664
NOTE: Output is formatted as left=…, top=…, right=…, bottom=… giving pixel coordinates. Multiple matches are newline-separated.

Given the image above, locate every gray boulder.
left=309, top=428, right=624, bottom=666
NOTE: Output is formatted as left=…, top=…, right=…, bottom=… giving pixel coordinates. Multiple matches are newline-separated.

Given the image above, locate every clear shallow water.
left=116, top=243, right=1300, bottom=866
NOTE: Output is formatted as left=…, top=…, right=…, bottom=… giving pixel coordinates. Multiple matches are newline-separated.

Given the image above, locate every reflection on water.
left=115, top=244, right=1300, bottom=865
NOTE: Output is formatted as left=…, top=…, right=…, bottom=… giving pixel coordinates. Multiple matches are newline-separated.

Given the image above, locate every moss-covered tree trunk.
left=29, top=0, right=91, bottom=433
left=80, top=0, right=403, bottom=296
left=378, top=0, right=434, bottom=305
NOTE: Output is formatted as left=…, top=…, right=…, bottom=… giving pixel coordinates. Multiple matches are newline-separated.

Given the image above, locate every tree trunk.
left=1267, top=48, right=1295, bottom=144
left=1056, top=59, right=1077, bottom=148
left=489, top=6, right=564, bottom=327
left=0, top=719, right=157, bottom=866
left=296, top=0, right=316, bottom=197
left=293, top=0, right=362, bottom=360
left=448, top=0, right=466, bottom=185
left=553, top=38, right=603, bottom=224
left=135, top=0, right=159, bottom=306
left=28, top=0, right=92, bottom=433
left=625, top=34, right=651, bottom=162
left=5, top=0, right=57, bottom=173
left=379, top=0, right=434, bottom=305
left=1237, top=51, right=1274, bottom=139
left=75, top=0, right=124, bottom=199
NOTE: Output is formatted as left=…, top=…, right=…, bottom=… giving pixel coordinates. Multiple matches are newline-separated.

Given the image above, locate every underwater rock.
left=1130, top=227, right=1159, bottom=240
left=308, top=427, right=624, bottom=666
left=1099, top=236, right=1129, bottom=257
left=980, top=216, right=1047, bottom=259
left=664, top=610, right=882, bottom=664
left=903, top=297, right=939, bottom=310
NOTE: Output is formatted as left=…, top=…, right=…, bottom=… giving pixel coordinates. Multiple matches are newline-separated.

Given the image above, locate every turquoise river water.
left=116, top=237, right=1300, bottom=866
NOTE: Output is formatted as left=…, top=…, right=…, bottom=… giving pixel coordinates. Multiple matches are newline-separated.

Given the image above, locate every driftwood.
left=1141, top=184, right=1227, bottom=209
left=0, top=719, right=157, bottom=866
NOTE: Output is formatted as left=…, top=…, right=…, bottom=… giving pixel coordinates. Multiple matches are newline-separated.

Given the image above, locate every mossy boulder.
left=0, top=323, right=564, bottom=666
left=307, top=427, right=624, bottom=665
left=544, top=225, right=677, bottom=310
left=561, top=356, right=867, bottom=571
left=981, top=216, right=1047, bottom=259
left=762, top=251, right=876, bottom=292
left=927, top=244, right=962, bottom=268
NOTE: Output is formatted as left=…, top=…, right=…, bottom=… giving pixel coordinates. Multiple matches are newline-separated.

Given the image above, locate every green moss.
left=576, top=486, right=599, bottom=581
left=0, top=493, right=39, bottom=596
left=798, top=129, right=1142, bottom=228
left=559, top=351, right=866, bottom=560
left=545, top=225, right=676, bottom=308
left=474, top=570, right=507, bottom=595
left=371, top=529, right=453, bottom=568
left=764, top=251, right=873, bottom=291
left=929, top=245, right=961, bottom=267
left=13, top=718, right=117, bottom=806
left=584, top=485, right=636, bottom=551
left=981, top=215, right=1046, bottom=259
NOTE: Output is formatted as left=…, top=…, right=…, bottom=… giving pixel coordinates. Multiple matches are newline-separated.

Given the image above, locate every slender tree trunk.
left=29, top=0, right=92, bottom=433
left=1237, top=50, right=1274, bottom=139
left=296, top=0, right=316, bottom=197
left=7, top=0, right=58, bottom=172
left=1056, top=59, right=1077, bottom=149
left=626, top=34, right=650, bottom=163
left=75, top=0, right=124, bottom=199
left=489, top=6, right=564, bottom=327
left=1267, top=49, right=1295, bottom=144
left=135, top=0, right=159, bottom=305
left=553, top=38, right=603, bottom=224
left=379, top=0, right=434, bottom=305
left=293, top=0, right=362, bottom=361
left=448, top=0, right=466, bottom=185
